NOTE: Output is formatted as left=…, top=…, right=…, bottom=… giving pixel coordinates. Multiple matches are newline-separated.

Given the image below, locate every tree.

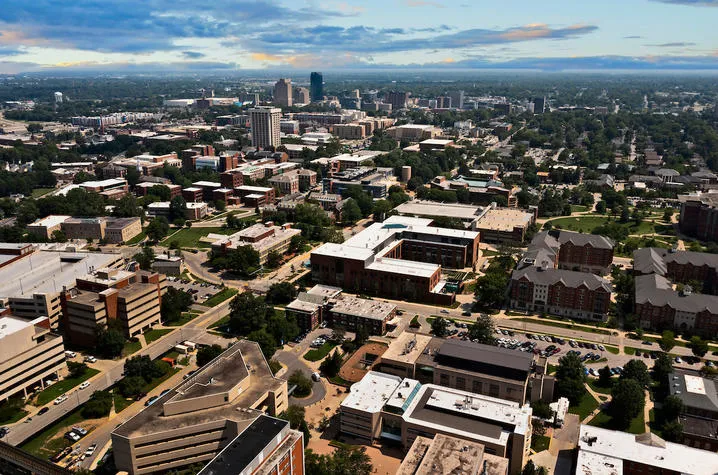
left=266, top=250, right=283, bottom=269
left=662, top=421, right=684, bottom=442
left=266, top=282, right=298, bottom=305
left=214, top=199, right=226, bottom=212
left=247, top=328, right=276, bottom=359
left=133, top=246, right=155, bottom=271
left=169, top=196, right=187, bottom=223
left=119, top=376, right=146, bottom=397
left=67, top=361, right=88, bottom=379
left=659, top=330, right=676, bottom=353
left=652, top=352, right=674, bottom=384
left=331, top=325, right=346, bottom=343
left=595, top=200, right=607, bottom=214
left=229, top=292, right=269, bottom=335
left=689, top=336, right=709, bottom=358
left=266, top=310, right=300, bottom=345
left=51, top=229, right=67, bottom=242
left=282, top=404, right=311, bottom=445
left=161, top=287, right=193, bottom=323
left=305, top=446, right=373, bottom=475
left=610, top=379, right=645, bottom=427
left=340, top=199, right=362, bottom=224
left=288, top=370, right=313, bottom=397
left=663, top=395, right=685, bottom=421
left=663, top=208, right=674, bottom=222
left=598, top=365, right=613, bottom=388
left=124, top=355, right=164, bottom=382
left=146, top=217, right=170, bottom=241
left=95, top=327, right=125, bottom=359
left=354, top=326, right=369, bottom=347
left=474, top=271, right=508, bottom=308
left=431, top=317, right=449, bottom=337
left=468, top=314, right=496, bottom=345
left=82, top=390, right=113, bottom=418
left=531, top=400, right=553, bottom=419
left=621, top=359, right=650, bottom=388
left=319, top=350, right=343, bottom=377
left=197, top=344, right=224, bottom=367
left=211, top=246, right=261, bottom=278
left=555, top=353, right=586, bottom=405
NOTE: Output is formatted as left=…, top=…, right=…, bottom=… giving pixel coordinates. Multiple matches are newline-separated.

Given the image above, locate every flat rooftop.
left=329, top=296, right=396, bottom=321
left=475, top=208, right=534, bottom=232
left=306, top=284, right=342, bottom=299
left=436, top=338, right=533, bottom=373
left=0, top=315, right=36, bottom=339
left=577, top=425, right=718, bottom=475
left=381, top=333, right=433, bottom=365
left=28, top=215, right=70, bottom=228
left=342, top=371, right=402, bottom=414
left=397, top=434, right=508, bottom=475
left=0, top=250, right=124, bottom=298
left=668, top=369, right=718, bottom=412
left=366, top=257, right=439, bottom=278
left=395, top=200, right=482, bottom=221
left=192, top=181, right=221, bottom=188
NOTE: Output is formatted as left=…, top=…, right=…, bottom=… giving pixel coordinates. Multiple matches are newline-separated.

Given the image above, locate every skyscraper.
left=249, top=107, right=281, bottom=150
left=273, top=78, right=292, bottom=107
left=310, top=72, right=323, bottom=102
left=449, top=90, right=465, bottom=109
left=533, top=96, right=546, bottom=114
left=387, top=91, right=410, bottom=110
left=295, top=87, right=310, bottom=105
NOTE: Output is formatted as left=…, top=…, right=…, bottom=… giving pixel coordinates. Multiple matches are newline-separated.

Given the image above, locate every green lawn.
left=20, top=408, right=85, bottom=458
left=164, top=311, right=201, bottom=326
left=122, top=339, right=142, bottom=357
left=125, top=231, right=147, bottom=245
left=588, top=408, right=645, bottom=434
left=546, top=216, right=666, bottom=236
left=35, top=368, right=100, bottom=406
left=203, top=288, right=238, bottom=307
left=482, top=249, right=499, bottom=257
left=511, top=317, right=612, bottom=335
left=571, top=205, right=588, bottom=213
left=0, top=408, right=28, bottom=424
left=606, top=345, right=620, bottom=355
left=141, top=367, right=180, bottom=394
left=531, top=434, right=551, bottom=452
left=588, top=378, right=614, bottom=394
left=209, top=315, right=230, bottom=330
left=160, top=227, right=235, bottom=249
left=568, top=390, right=600, bottom=420
left=304, top=342, right=338, bottom=362
left=114, top=393, right=134, bottom=413
left=144, top=328, right=173, bottom=344
left=31, top=187, right=55, bottom=198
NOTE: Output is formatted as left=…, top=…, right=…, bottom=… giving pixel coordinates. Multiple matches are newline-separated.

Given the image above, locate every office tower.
left=249, top=106, right=282, bottom=150
left=387, top=91, right=410, bottom=110
left=533, top=96, right=546, bottom=114
left=449, top=90, right=465, bottom=109
left=310, top=72, right=324, bottom=102
left=436, top=96, right=452, bottom=108
left=295, top=87, right=310, bottom=105
left=273, top=78, right=292, bottom=107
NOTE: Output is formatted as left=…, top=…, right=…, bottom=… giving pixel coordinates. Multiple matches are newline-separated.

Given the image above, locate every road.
left=3, top=298, right=234, bottom=447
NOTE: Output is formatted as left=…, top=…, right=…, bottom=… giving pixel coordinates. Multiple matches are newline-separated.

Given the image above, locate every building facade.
left=249, top=107, right=281, bottom=150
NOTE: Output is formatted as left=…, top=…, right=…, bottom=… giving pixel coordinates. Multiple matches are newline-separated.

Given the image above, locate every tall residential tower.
left=249, top=106, right=282, bottom=150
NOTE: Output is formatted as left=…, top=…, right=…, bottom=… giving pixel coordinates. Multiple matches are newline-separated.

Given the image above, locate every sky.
left=0, top=0, right=717, bottom=74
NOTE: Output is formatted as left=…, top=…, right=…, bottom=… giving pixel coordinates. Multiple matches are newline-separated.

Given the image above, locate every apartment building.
left=269, top=173, right=299, bottom=196
left=679, top=191, right=718, bottom=242
left=249, top=107, right=281, bottom=149
left=298, top=169, right=317, bottom=191
left=151, top=254, right=185, bottom=276
left=0, top=315, right=66, bottom=402
left=326, top=296, right=397, bottom=336
left=634, top=247, right=718, bottom=294
left=112, top=341, right=290, bottom=475
left=576, top=425, right=718, bottom=475
left=235, top=186, right=276, bottom=206
left=377, top=333, right=554, bottom=404
left=668, top=369, right=718, bottom=452
left=311, top=216, right=480, bottom=304
left=340, top=371, right=532, bottom=475
left=208, top=222, right=301, bottom=265
left=530, top=230, right=614, bottom=275
left=147, top=201, right=209, bottom=221
left=134, top=182, right=182, bottom=199
left=64, top=268, right=167, bottom=346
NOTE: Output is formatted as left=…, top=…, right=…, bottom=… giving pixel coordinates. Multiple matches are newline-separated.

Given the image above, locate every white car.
left=54, top=394, right=68, bottom=405
left=85, top=444, right=97, bottom=457
left=65, top=351, right=77, bottom=359
left=79, top=382, right=90, bottom=390
left=84, top=356, right=97, bottom=363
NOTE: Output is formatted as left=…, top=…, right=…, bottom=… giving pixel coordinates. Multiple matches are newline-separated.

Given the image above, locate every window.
left=455, top=377, right=466, bottom=390
left=472, top=380, right=483, bottom=394
left=439, top=373, right=450, bottom=386
left=489, top=384, right=499, bottom=398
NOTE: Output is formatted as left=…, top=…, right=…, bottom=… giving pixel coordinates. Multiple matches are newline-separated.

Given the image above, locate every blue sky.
left=0, top=0, right=717, bottom=73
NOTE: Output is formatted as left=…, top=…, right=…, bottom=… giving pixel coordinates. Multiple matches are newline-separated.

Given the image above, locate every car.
left=311, top=372, right=321, bottom=382
left=54, top=394, right=68, bottom=405
left=145, top=396, right=159, bottom=406
left=319, top=321, right=328, bottom=329
left=461, top=311, right=471, bottom=317
left=598, top=345, right=606, bottom=352
left=707, top=361, right=715, bottom=367
left=160, top=389, right=170, bottom=396
left=65, top=351, right=77, bottom=358
left=84, top=356, right=97, bottom=363
left=675, top=356, right=683, bottom=363
left=85, top=444, right=97, bottom=457
left=79, top=382, right=90, bottom=390
left=0, top=427, right=8, bottom=438
left=642, top=340, right=652, bottom=345
left=643, top=352, right=650, bottom=358
left=183, top=370, right=197, bottom=380
left=650, top=352, right=658, bottom=359
left=65, top=432, right=81, bottom=442
left=590, top=343, right=598, bottom=350
left=440, top=309, right=449, bottom=314
left=635, top=350, right=642, bottom=357
left=72, top=427, right=87, bottom=436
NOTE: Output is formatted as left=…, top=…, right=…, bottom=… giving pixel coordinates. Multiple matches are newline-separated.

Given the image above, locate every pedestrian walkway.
left=582, top=383, right=609, bottom=425
left=137, top=333, right=147, bottom=348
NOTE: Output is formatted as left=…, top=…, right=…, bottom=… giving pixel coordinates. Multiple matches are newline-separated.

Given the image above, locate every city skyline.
left=0, top=0, right=717, bottom=74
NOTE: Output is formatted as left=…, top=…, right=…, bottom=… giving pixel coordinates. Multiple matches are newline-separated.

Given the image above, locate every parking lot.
left=165, top=276, right=222, bottom=304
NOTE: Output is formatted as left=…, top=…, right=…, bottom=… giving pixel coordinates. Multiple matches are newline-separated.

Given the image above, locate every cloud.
left=646, top=42, right=697, bottom=47
left=624, top=35, right=642, bottom=39
left=247, top=23, right=598, bottom=56
left=181, top=51, right=206, bottom=59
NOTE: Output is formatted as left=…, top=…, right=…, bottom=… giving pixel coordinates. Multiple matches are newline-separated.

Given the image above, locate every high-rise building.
left=449, top=90, right=465, bottom=109
left=387, top=91, right=410, bottom=110
left=436, top=96, right=452, bottom=109
left=273, top=78, right=292, bottom=107
left=310, top=72, right=324, bottom=102
left=295, top=87, right=310, bottom=105
left=249, top=106, right=281, bottom=150
left=533, top=96, right=546, bottom=114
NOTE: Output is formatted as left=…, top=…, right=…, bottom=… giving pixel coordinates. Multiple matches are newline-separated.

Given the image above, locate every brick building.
left=679, top=192, right=718, bottom=242
left=530, top=230, right=614, bottom=275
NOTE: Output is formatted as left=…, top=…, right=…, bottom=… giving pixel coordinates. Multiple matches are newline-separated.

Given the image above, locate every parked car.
left=675, top=356, right=683, bottom=364
left=38, top=407, right=49, bottom=415
left=79, top=382, right=90, bottom=390
left=145, top=396, right=159, bottom=406
left=0, top=427, right=8, bottom=438
left=54, top=394, right=68, bottom=405
left=85, top=444, right=97, bottom=457
left=65, top=432, right=80, bottom=442
left=84, top=356, right=97, bottom=363
left=64, top=351, right=77, bottom=359
left=71, top=427, right=87, bottom=436
left=311, top=372, right=321, bottom=382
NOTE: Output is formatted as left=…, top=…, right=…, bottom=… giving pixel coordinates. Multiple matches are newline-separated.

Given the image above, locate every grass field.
left=209, top=315, right=230, bottom=330
left=588, top=408, right=645, bottom=434
left=570, top=205, right=589, bottom=213
left=125, top=231, right=147, bottom=245
left=164, top=311, right=201, bottom=326
left=203, top=288, right=238, bottom=307
left=141, top=367, right=180, bottom=394
left=144, top=328, right=173, bottom=344
left=160, top=227, right=235, bottom=248
left=568, top=390, right=600, bottom=420
left=546, top=216, right=666, bottom=236
left=511, top=317, right=612, bottom=335
left=114, top=393, right=134, bottom=413
left=531, top=434, right=551, bottom=452
left=35, top=368, right=100, bottom=406
left=0, top=408, right=28, bottom=424
left=304, top=342, right=338, bottom=362
left=122, top=339, right=142, bottom=357
left=588, top=378, right=614, bottom=394
left=31, top=187, right=55, bottom=198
